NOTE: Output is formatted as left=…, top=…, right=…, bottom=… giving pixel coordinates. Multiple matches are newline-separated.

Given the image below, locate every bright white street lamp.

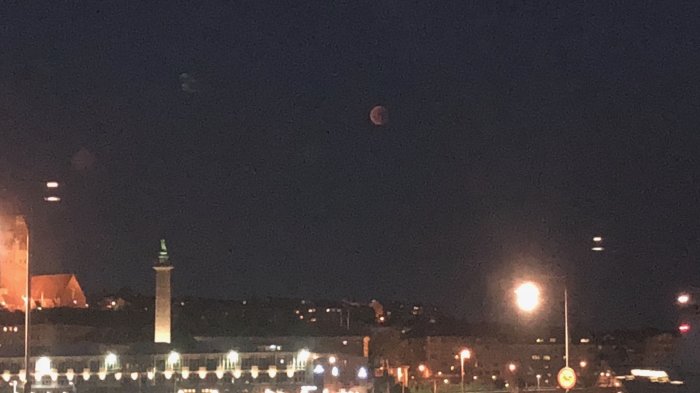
left=459, top=348, right=471, bottom=393
left=105, top=352, right=118, bottom=369
left=35, top=356, right=51, bottom=377
left=167, top=351, right=180, bottom=366
left=357, top=367, right=368, bottom=379
left=297, top=349, right=310, bottom=363
left=678, top=293, right=690, bottom=305
left=515, top=282, right=540, bottom=312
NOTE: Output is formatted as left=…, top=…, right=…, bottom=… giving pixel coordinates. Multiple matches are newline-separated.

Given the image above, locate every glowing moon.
left=369, top=105, right=388, bottom=126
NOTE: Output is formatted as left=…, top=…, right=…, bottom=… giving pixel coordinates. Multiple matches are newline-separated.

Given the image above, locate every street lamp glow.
left=298, top=349, right=311, bottom=363
left=357, top=367, right=368, bottom=379
left=678, top=293, right=690, bottom=304
left=167, top=351, right=180, bottom=366
left=35, top=356, right=51, bottom=377
left=105, top=352, right=118, bottom=368
left=515, top=282, right=540, bottom=312
left=579, top=360, right=587, bottom=368
left=227, top=350, right=239, bottom=363
left=592, top=236, right=602, bottom=242
left=43, top=196, right=61, bottom=202
left=45, top=182, right=59, bottom=189
left=508, top=363, right=516, bottom=373
left=459, top=348, right=471, bottom=393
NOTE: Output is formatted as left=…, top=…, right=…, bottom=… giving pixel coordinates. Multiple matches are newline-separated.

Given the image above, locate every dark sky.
left=2, top=2, right=700, bottom=330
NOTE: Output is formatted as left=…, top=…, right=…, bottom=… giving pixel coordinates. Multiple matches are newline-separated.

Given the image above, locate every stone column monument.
left=153, top=239, right=173, bottom=344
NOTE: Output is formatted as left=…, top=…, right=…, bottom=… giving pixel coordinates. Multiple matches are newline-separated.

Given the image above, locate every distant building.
left=193, top=335, right=369, bottom=358
left=0, top=349, right=370, bottom=393
left=0, top=215, right=86, bottom=310
left=0, top=215, right=28, bottom=309
left=406, top=335, right=599, bottom=388
left=32, top=274, right=88, bottom=309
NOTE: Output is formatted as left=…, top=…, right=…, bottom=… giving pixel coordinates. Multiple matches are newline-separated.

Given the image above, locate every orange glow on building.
left=0, top=215, right=87, bottom=310
left=32, top=274, right=88, bottom=309
left=0, top=215, right=29, bottom=309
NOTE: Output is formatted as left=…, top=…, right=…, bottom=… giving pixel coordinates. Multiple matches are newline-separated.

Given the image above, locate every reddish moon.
left=369, top=105, right=388, bottom=126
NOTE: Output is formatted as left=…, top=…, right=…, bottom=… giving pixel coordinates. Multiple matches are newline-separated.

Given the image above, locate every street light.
left=508, top=363, right=516, bottom=373
left=167, top=351, right=181, bottom=367
left=536, top=374, right=541, bottom=391
left=459, top=349, right=471, bottom=393
left=677, top=293, right=690, bottom=305
left=514, top=282, right=540, bottom=312
left=22, top=180, right=62, bottom=393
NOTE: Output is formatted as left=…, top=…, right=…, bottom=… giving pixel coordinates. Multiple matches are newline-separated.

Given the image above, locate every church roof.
left=32, top=274, right=76, bottom=296
left=31, top=274, right=87, bottom=308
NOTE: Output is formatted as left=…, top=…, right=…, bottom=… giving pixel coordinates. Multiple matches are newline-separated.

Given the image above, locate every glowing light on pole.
left=678, top=293, right=690, bottom=304
left=297, top=349, right=310, bottom=366
left=227, top=350, right=239, bottom=364
left=515, top=282, right=540, bottom=312
left=459, top=349, right=471, bottom=393
left=168, top=351, right=180, bottom=367
left=105, top=352, right=118, bottom=369
left=357, top=367, right=368, bottom=379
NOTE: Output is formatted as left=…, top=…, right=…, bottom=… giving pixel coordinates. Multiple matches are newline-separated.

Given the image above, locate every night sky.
left=2, top=2, right=700, bottom=330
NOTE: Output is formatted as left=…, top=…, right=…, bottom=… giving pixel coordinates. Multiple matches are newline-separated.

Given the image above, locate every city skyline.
left=2, top=2, right=700, bottom=331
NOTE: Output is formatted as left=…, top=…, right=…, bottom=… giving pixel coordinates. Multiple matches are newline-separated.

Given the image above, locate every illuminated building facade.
left=0, top=215, right=28, bottom=309
left=0, top=350, right=370, bottom=393
left=0, top=215, right=87, bottom=311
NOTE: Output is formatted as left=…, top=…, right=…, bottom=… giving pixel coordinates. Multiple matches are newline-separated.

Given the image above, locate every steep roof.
left=32, top=274, right=75, bottom=297
left=31, top=274, right=86, bottom=308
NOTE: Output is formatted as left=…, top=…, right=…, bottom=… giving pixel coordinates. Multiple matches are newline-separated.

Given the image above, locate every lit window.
left=549, top=338, right=556, bottom=343
left=531, top=355, right=541, bottom=360
left=543, top=355, right=551, bottom=361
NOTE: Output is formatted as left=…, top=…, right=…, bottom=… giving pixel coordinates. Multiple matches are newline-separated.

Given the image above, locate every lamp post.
left=459, top=349, right=470, bottom=393
left=19, top=180, right=61, bottom=393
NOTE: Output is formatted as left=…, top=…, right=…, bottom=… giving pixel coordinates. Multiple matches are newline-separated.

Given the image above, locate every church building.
left=0, top=214, right=87, bottom=310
